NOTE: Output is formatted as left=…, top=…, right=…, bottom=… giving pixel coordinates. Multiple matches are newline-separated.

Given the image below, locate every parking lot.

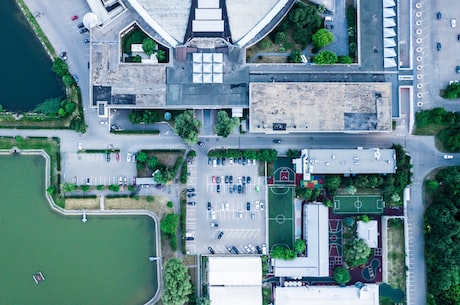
left=63, top=149, right=137, bottom=186
left=186, top=156, right=267, bottom=255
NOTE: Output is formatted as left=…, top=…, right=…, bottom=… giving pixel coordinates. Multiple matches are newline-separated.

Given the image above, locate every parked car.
left=238, top=185, right=242, bottom=193
left=216, top=176, right=221, bottom=184
left=244, top=245, right=251, bottom=253
left=84, top=38, right=90, bottom=43
left=212, top=176, right=216, bottom=183
left=261, top=244, right=267, bottom=255
left=187, top=193, right=196, bottom=198
left=208, top=246, right=216, bottom=254
left=127, top=152, right=132, bottom=162
left=118, top=176, right=123, bottom=185
left=216, top=184, right=221, bottom=193
left=444, top=154, right=454, bottom=159
left=187, top=201, right=196, bottom=206
left=229, top=175, right=233, bottom=184
left=86, top=178, right=90, bottom=185
left=211, top=222, right=219, bottom=228
left=187, top=188, right=195, bottom=192
left=436, top=42, right=442, bottom=51
left=225, top=202, right=229, bottom=211
left=457, top=66, right=460, bottom=74
left=77, top=22, right=85, bottom=28
left=79, top=27, right=89, bottom=34
left=231, top=246, right=240, bottom=254
left=72, top=74, right=79, bottom=83
left=273, top=139, right=281, bottom=144
left=251, top=212, right=255, bottom=219
left=106, top=152, right=111, bottom=162
left=185, top=232, right=195, bottom=240
left=436, top=11, right=442, bottom=20
left=225, top=176, right=229, bottom=184
left=208, top=157, right=212, bottom=165
left=197, top=141, right=203, bottom=146
left=260, top=201, right=265, bottom=211
left=226, top=246, right=233, bottom=253
left=255, top=200, right=260, bottom=210
left=211, top=211, right=216, bottom=220
left=238, top=210, right=243, bottom=219
left=71, top=15, right=79, bottom=21
left=247, top=176, right=251, bottom=184
left=59, top=51, right=67, bottom=60
left=222, top=158, right=226, bottom=165
left=217, top=231, right=224, bottom=239
left=249, top=244, right=257, bottom=253
left=246, top=202, right=251, bottom=211
left=242, top=176, right=246, bottom=184
left=256, top=245, right=262, bottom=254
left=451, top=18, right=457, bottom=28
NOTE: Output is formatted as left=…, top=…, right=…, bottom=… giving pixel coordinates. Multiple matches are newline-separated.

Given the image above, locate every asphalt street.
left=14, top=1, right=460, bottom=305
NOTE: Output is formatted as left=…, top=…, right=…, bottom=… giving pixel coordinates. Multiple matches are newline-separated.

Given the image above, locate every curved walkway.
left=0, top=148, right=163, bottom=305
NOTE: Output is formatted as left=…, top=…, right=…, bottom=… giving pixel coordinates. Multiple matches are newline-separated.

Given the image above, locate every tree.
left=154, top=167, right=175, bottom=184
left=346, top=185, right=357, bottom=195
left=147, top=156, right=159, bottom=170
left=34, top=98, right=61, bottom=115
left=344, top=238, right=371, bottom=267
left=271, top=245, right=296, bottom=260
left=197, top=296, right=211, bottom=305
left=161, top=213, right=179, bottom=235
left=312, top=29, right=334, bottom=49
left=108, top=184, right=120, bottom=192
left=274, top=31, right=287, bottom=44
left=162, top=258, right=192, bottom=305
left=313, top=50, right=338, bottom=64
left=81, top=185, right=90, bottom=192
left=288, top=49, right=302, bottom=63
left=294, top=239, right=306, bottom=254
left=296, top=187, right=312, bottom=200
left=52, top=58, right=69, bottom=76
left=174, top=110, right=201, bottom=145
left=324, top=175, right=341, bottom=195
left=47, top=185, right=56, bottom=195
left=425, top=179, right=440, bottom=191
left=142, top=38, right=157, bottom=56
left=62, top=182, right=76, bottom=193
left=215, top=110, right=239, bottom=137
left=333, top=266, right=351, bottom=285
left=260, top=39, right=271, bottom=49
left=62, top=74, right=75, bottom=88
left=156, top=50, right=166, bottom=62
left=136, top=151, right=148, bottom=163
left=64, top=100, right=76, bottom=115
left=287, top=149, right=301, bottom=159
left=338, top=55, right=353, bottom=64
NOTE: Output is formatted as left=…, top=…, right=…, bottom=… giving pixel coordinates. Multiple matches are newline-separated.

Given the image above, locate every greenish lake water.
left=0, top=0, right=63, bottom=112
left=0, top=155, right=158, bottom=305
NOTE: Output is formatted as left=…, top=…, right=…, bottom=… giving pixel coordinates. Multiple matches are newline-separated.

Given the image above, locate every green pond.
left=0, top=155, right=158, bottom=305
left=0, top=0, right=63, bottom=111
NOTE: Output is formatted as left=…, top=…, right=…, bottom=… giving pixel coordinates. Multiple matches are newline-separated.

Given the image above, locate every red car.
left=116, top=153, right=120, bottom=161
left=71, top=15, right=79, bottom=21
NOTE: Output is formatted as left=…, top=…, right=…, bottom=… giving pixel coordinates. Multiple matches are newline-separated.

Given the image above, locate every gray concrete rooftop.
left=249, top=82, right=392, bottom=133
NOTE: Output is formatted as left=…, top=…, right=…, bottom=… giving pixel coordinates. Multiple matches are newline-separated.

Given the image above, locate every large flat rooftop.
left=249, top=82, right=392, bottom=133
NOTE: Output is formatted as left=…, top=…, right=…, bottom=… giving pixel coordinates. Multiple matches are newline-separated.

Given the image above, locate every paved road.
left=16, top=1, right=460, bottom=305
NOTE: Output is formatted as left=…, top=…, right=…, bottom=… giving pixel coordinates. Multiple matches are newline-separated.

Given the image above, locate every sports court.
left=333, top=195, right=384, bottom=214
left=273, top=158, right=296, bottom=185
left=268, top=186, right=294, bottom=250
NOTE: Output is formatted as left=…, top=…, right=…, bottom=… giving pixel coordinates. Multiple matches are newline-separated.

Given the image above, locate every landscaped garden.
left=246, top=2, right=357, bottom=64
left=136, top=149, right=186, bottom=184
left=121, top=24, right=169, bottom=63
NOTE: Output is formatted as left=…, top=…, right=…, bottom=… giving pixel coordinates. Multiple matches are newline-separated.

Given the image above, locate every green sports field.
left=268, top=187, right=294, bottom=250
left=333, top=194, right=384, bottom=214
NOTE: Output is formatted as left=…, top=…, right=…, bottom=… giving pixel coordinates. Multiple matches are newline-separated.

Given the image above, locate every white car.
left=444, top=154, right=454, bottom=159
left=127, top=152, right=132, bottom=162
left=260, top=202, right=265, bottom=211
left=77, top=142, right=82, bottom=150
left=211, top=211, right=216, bottom=220
left=451, top=18, right=457, bottom=28
left=225, top=202, right=229, bottom=211
left=255, top=200, right=260, bottom=210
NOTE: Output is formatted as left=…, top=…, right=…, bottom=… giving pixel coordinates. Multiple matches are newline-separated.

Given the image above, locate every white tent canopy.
left=383, top=17, right=396, bottom=27
left=384, top=8, right=396, bottom=17
left=384, top=28, right=396, bottom=37
left=384, top=57, right=397, bottom=68
left=383, top=0, right=396, bottom=7
left=357, top=220, right=378, bottom=248
left=193, top=53, right=203, bottom=63
left=384, top=38, right=396, bottom=47
left=384, top=48, right=397, bottom=57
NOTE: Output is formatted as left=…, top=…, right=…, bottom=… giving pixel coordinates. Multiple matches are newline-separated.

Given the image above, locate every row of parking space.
left=209, top=229, right=262, bottom=240
left=207, top=209, right=264, bottom=221
left=206, top=183, right=262, bottom=194
left=206, top=243, right=266, bottom=255
left=72, top=176, right=134, bottom=186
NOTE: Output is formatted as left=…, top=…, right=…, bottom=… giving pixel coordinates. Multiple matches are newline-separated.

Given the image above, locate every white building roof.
left=192, top=20, right=224, bottom=32
left=384, top=48, right=396, bottom=57
left=208, top=257, right=261, bottom=286
left=209, top=286, right=261, bottom=305
left=357, top=221, right=379, bottom=248
left=383, top=17, right=396, bottom=27
left=195, top=8, right=222, bottom=20
left=275, top=285, right=379, bottom=305
left=384, top=28, right=396, bottom=37
left=383, top=38, right=396, bottom=47
left=293, top=148, right=396, bottom=180
left=383, top=8, right=396, bottom=17
left=274, top=204, right=329, bottom=277
left=384, top=57, right=397, bottom=68
left=198, top=0, right=219, bottom=8
left=383, top=0, right=396, bottom=7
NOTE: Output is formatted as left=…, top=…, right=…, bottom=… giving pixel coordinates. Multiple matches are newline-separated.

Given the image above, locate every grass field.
left=333, top=194, right=384, bottom=214
left=268, top=187, right=294, bottom=249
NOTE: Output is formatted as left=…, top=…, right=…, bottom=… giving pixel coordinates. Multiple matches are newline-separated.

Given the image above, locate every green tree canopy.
left=34, top=98, right=61, bottom=115
left=313, top=50, right=338, bottom=64
left=215, top=110, right=239, bottom=137
left=136, top=151, right=148, bottom=163
left=154, top=167, right=175, bottom=184
left=174, top=110, right=201, bottom=145
left=312, top=29, right=334, bottom=49
left=142, top=38, right=157, bottom=56
left=344, top=238, right=371, bottom=267
left=294, top=239, right=306, bottom=254
left=338, top=55, right=353, bottom=64
left=147, top=156, right=159, bottom=170
left=62, top=182, right=76, bottom=193
left=52, top=58, right=69, bottom=76
left=162, top=258, right=192, bottom=305
left=271, top=245, right=296, bottom=260
left=333, top=266, right=351, bottom=285
left=161, top=213, right=179, bottom=235
left=288, top=49, right=302, bottom=63
left=197, top=296, right=211, bottom=305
